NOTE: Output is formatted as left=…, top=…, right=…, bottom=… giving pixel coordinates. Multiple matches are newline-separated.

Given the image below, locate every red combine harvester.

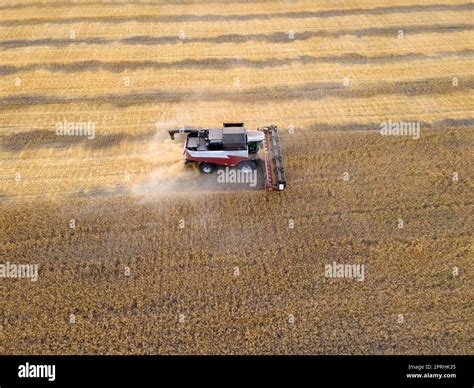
left=168, top=123, right=286, bottom=191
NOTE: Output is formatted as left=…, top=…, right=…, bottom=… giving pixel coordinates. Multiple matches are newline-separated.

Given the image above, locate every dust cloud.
left=131, top=120, right=199, bottom=197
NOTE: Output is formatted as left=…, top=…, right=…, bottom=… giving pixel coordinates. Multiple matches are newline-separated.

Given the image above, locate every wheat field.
left=0, top=0, right=473, bottom=354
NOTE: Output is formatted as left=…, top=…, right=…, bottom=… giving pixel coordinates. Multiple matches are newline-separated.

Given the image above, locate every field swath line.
left=1, top=76, right=472, bottom=110
left=1, top=24, right=472, bottom=50
left=0, top=3, right=472, bottom=26
left=1, top=50, right=473, bottom=77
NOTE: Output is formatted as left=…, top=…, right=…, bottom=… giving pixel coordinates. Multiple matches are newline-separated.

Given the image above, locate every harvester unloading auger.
left=168, top=123, right=286, bottom=191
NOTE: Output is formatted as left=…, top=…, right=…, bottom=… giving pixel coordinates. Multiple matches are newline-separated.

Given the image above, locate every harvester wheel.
left=199, top=163, right=216, bottom=174
left=237, top=161, right=256, bottom=173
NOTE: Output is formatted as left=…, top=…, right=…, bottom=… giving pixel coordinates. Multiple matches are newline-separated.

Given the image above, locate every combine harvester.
left=168, top=123, right=286, bottom=191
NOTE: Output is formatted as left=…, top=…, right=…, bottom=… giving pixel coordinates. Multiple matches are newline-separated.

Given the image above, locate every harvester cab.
left=168, top=123, right=286, bottom=191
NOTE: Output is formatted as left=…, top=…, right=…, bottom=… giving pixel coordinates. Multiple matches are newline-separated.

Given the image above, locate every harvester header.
left=258, top=126, right=286, bottom=191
